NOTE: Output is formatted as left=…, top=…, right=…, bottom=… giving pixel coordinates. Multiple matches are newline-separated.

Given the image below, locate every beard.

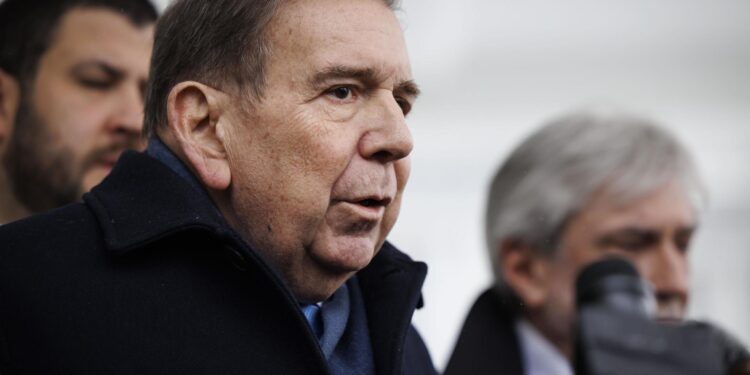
left=2, top=96, right=140, bottom=213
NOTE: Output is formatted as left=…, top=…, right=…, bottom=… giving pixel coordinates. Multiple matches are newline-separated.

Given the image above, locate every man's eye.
left=395, top=96, right=412, bottom=115
left=674, top=234, right=692, bottom=254
left=600, top=234, right=653, bottom=253
left=78, top=77, right=115, bottom=90
left=612, top=240, right=647, bottom=252
left=327, top=86, right=354, bottom=100
left=139, top=81, right=148, bottom=102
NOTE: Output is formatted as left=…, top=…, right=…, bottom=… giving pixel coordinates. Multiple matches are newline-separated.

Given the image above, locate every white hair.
left=485, top=110, right=705, bottom=285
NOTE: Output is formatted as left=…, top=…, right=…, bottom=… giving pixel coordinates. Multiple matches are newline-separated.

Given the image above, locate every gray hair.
left=485, top=110, right=705, bottom=284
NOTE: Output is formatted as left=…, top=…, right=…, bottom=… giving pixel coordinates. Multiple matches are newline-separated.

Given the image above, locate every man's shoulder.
left=0, top=202, right=100, bottom=252
left=0, top=203, right=103, bottom=293
left=444, top=287, right=524, bottom=375
left=0, top=149, right=201, bottom=264
left=456, top=288, right=520, bottom=347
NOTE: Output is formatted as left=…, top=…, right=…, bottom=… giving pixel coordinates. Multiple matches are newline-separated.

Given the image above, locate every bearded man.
left=0, top=0, right=156, bottom=223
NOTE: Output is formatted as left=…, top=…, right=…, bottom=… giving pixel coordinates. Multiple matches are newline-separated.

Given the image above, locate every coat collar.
left=84, top=151, right=231, bottom=255
left=358, top=242, right=428, bottom=374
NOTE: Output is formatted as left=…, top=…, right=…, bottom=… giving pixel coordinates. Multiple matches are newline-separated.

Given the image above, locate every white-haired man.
left=446, top=111, right=704, bottom=374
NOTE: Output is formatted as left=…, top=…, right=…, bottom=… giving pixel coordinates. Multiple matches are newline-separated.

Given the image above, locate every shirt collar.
left=146, top=137, right=223, bottom=216
left=146, top=137, right=205, bottom=194
left=515, top=318, right=574, bottom=375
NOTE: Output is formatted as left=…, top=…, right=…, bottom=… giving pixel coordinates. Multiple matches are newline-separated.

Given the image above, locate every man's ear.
left=0, top=69, right=20, bottom=146
left=166, top=81, right=231, bottom=191
left=498, top=238, right=551, bottom=309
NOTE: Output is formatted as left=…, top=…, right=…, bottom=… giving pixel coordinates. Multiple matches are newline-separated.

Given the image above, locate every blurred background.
left=152, top=0, right=750, bottom=371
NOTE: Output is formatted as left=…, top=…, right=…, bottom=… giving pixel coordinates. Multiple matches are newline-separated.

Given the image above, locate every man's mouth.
left=98, top=150, right=126, bottom=168
left=655, top=299, right=685, bottom=323
left=332, top=195, right=393, bottom=224
left=357, top=197, right=392, bottom=208
left=96, top=158, right=117, bottom=170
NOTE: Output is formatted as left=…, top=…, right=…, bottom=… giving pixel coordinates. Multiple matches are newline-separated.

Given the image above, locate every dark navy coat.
left=0, top=151, right=435, bottom=375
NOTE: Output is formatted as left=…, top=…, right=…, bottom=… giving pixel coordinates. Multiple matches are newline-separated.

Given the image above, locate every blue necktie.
left=301, top=304, right=324, bottom=341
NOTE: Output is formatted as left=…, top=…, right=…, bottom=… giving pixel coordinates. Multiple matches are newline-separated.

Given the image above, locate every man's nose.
left=644, top=242, right=690, bottom=306
left=358, top=91, right=414, bottom=163
left=108, top=83, right=145, bottom=137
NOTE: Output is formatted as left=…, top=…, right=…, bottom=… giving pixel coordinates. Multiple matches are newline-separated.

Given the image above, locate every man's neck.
left=0, top=170, right=30, bottom=224
left=515, top=318, right=575, bottom=375
left=525, top=312, right=573, bottom=360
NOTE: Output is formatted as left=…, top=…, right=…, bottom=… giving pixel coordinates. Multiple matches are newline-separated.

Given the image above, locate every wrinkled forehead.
left=267, top=0, right=412, bottom=81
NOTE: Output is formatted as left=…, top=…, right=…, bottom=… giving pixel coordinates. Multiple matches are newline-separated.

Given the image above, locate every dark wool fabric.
left=444, top=288, right=525, bottom=375
left=0, top=150, right=436, bottom=375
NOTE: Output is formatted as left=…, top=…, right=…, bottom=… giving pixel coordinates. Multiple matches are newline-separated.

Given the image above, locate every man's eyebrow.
left=311, top=66, right=383, bottom=87
left=674, top=225, right=697, bottom=239
left=595, top=227, right=659, bottom=246
left=310, top=65, right=420, bottom=97
left=71, top=60, right=124, bottom=79
left=395, top=79, right=420, bottom=98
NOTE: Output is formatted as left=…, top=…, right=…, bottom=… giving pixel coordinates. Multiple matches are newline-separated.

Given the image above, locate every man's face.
left=220, top=0, right=416, bottom=303
left=2, top=8, right=153, bottom=212
left=536, top=180, right=695, bottom=346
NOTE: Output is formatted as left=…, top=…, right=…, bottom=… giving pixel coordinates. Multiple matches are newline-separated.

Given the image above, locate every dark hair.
left=142, top=0, right=399, bottom=136
left=0, top=0, right=157, bottom=90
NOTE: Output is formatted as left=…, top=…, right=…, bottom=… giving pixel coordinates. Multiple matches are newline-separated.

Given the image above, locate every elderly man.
left=445, top=111, right=706, bottom=374
left=0, top=0, right=156, bottom=224
left=0, top=0, right=434, bottom=374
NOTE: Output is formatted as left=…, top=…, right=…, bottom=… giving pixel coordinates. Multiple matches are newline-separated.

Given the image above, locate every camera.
left=574, top=257, right=750, bottom=375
